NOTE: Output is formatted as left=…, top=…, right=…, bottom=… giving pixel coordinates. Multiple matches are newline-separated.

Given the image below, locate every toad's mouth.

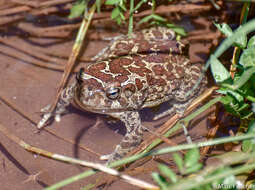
left=73, top=90, right=135, bottom=114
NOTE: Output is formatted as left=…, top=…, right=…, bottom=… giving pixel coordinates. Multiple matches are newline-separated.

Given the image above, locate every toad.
left=38, top=27, right=207, bottom=163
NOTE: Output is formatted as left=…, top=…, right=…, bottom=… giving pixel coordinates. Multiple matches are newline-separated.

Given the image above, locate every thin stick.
left=1, top=36, right=92, bottom=63
left=0, top=123, right=159, bottom=190
left=39, top=0, right=74, bottom=7
left=0, top=37, right=66, bottom=66
left=92, top=3, right=212, bottom=21
left=0, top=5, right=30, bottom=16
left=49, top=3, right=96, bottom=114
left=230, top=2, right=250, bottom=79
left=129, top=3, right=212, bottom=18
left=45, top=131, right=255, bottom=190
left=0, top=44, right=64, bottom=71
left=17, top=23, right=72, bottom=38
left=145, top=127, right=183, bottom=149
left=0, top=3, right=72, bottom=25
left=18, top=22, right=81, bottom=37
left=0, top=3, right=212, bottom=26
left=10, top=0, right=40, bottom=8
left=128, top=0, right=134, bottom=37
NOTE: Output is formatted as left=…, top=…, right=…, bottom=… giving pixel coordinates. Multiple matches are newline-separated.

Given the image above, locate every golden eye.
left=106, top=87, right=120, bottom=100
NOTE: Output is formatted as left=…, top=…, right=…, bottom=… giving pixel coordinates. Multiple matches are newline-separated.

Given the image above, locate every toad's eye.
left=106, top=87, right=120, bottom=100
left=76, top=68, right=84, bottom=84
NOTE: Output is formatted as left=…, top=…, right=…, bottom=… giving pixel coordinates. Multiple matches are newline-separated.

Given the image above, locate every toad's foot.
left=37, top=85, right=75, bottom=129
left=100, top=145, right=125, bottom=164
left=101, top=144, right=141, bottom=165
left=37, top=104, right=68, bottom=129
left=100, top=145, right=130, bottom=165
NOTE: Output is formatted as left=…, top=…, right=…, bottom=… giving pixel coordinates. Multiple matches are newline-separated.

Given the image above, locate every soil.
left=0, top=1, right=241, bottom=190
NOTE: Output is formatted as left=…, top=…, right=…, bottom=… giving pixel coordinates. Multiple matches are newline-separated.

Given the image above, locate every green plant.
left=152, top=148, right=202, bottom=189
left=212, top=22, right=255, bottom=123
left=69, top=0, right=89, bottom=19
left=152, top=4, right=255, bottom=189
left=151, top=149, right=242, bottom=190
left=45, top=2, right=255, bottom=190
left=68, top=0, right=186, bottom=36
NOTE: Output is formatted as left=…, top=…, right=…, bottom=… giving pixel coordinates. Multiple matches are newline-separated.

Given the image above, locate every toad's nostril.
left=88, top=86, right=93, bottom=91
left=76, top=68, right=85, bottom=84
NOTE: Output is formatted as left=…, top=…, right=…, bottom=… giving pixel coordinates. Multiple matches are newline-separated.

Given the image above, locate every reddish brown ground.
left=0, top=2, right=240, bottom=190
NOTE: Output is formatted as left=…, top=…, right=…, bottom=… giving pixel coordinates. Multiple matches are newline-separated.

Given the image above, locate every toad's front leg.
left=102, top=111, right=144, bottom=164
left=37, top=83, right=75, bottom=129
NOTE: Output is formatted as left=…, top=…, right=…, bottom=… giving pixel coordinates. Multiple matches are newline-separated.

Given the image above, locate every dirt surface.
left=0, top=1, right=239, bottom=190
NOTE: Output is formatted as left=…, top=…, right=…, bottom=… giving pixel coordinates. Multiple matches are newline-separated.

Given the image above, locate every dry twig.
left=48, top=3, right=96, bottom=114
left=0, top=123, right=159, bottom=190
left=0, top=43, right=64, bottom=71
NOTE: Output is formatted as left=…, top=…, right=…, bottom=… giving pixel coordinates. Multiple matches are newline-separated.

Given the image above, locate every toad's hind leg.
left=101, top=111, right=144, bottom=164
